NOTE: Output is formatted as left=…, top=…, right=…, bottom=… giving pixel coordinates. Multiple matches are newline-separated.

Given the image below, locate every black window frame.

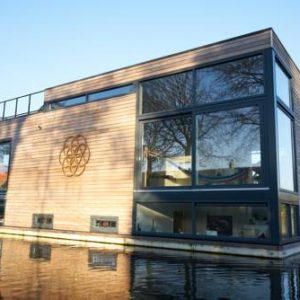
left=133, top=201, right=272, bottom=244
left=138, top=101, right=267, bottom=190
left=49, top=83, right=136, bottom=110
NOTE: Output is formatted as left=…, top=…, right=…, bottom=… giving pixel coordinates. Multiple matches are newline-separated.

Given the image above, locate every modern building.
left=0, top=28, right=300, bottom=257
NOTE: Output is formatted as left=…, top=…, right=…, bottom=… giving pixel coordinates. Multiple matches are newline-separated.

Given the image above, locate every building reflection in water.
left=0, top=238, right=299, bottom=299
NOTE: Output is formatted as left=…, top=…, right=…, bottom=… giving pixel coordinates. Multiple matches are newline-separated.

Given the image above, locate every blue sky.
left=0, top=0, right=300, bottom=100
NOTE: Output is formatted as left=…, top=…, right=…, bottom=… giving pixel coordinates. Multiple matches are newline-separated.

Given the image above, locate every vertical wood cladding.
left=0, top=94, right=136, bottom=234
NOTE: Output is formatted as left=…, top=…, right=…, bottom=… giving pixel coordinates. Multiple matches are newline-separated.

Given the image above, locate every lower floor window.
left=136, top=203, right=192, bottom=234
left=135, top=202, right=270, bottom=240
left=196, top=205, right=269, bottom=239
left=281, top=203, right=299, bottom=239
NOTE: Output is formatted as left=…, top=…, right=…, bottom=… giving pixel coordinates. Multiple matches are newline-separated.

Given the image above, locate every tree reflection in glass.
left=196, top=55, right=264, bottom=104
left=142, top=71, right=193, bottom=113
left=196, top=106, right=261, bottom=185
left=142, top=116, right=192, bottom=187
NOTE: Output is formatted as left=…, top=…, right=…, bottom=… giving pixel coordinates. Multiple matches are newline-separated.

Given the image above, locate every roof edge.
left=45, top=28, right=273, bottom=91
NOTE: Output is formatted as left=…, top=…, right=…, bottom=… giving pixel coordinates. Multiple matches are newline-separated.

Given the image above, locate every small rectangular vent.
left=90, top=216, right=118, bottom=233
left=32, top=214, right=53, bottom=229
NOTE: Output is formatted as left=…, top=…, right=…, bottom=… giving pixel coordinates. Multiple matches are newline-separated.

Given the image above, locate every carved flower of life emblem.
left=59, top=135, right=90, bottom=177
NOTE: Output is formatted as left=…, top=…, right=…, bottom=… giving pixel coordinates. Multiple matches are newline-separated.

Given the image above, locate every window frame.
left=276, top=106, right=297, bottom=193
left=274, top=59, right=293, bottom=110
left=133, top=201, right=271, bottom=244
left=136, top=51, right=268, bottom=191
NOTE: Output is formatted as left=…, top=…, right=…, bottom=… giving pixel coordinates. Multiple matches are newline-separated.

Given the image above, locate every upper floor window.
left=141, top=71, right=193, bottom=114
left=277, top=108, right=295, bottom=191
left=141, top=55, right=264, bottom=115
left=50, top=84, right=134, bottom=110
left=195, top=55, right=264, bottom=105
left=0, top=142, right=10, bottom=192
left=275, top=62, right=291, bottom=108
left=142, top=116, right=192, bottom=187
left=196, top=106, right=261, bottom=186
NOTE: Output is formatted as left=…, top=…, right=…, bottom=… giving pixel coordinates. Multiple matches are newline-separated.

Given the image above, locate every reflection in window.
left=196, top=205, right=269, bottom=239
left=196, top=106, right=261, bottom=185
left=275, top=63, right=290, bottom=107
left=142, top=116, right=192, bottom=187
left=51, top=96, right=87, bottom=109
left=88, top=85, right=134, bottom=102
left=0, top=142, right=10, bottom=192
left=196, top=55, right=264, bottom=105
left=277, top=109, right=294, bottom=191
left=280, top=204, right=289, bottom=239
left=291, top=205, right=299, bottom=237
left=142, top=71, right=193, bottom=113
left=136, top=203, right=192, bottom=234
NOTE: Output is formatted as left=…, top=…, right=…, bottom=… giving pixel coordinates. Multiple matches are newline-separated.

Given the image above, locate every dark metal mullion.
left=2, top=101, right=5, bottom=119
left=191, top=69, right=197, bottom=188
left=14, top=98, right=18, bottom=117
left=28, top=95, right=32, bottom=114
left=265, top=48, right=281, bottom=245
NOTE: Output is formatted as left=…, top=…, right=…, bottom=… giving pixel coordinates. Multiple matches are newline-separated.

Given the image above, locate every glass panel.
left=0, top=142, right=10, bottom=192
left=136, top=203, right=192, bottom=234
left=277, top=109, right=294, bottom=191
left=195, top=55, right=264, bottom=105
left=142, top=71, right=193, bottom=113
left=291, top=205, right=299, bottom=237
left=30, top=92, right=44, bottom=112
left=0, top=102, right=3, bottom=119
left=275, top=63, right=290, bottom=107
left=280, top=204, right=289, bottom=239
left=51, top=96, right=86, bottom=110
left=4, top=99, right=16, bottom=118
left=16, top=96, right=29, bottom=115
left=196, top=205, right=269, bottom=239
left=142, top=116, right=192, bottom=187
left=196, top=106, right=261, bottom=186
left=88, top=85, right=134, bottom=102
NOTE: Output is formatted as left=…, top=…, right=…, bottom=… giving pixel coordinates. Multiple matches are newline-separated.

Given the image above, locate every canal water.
left=0, top=237, right=299, bottom=299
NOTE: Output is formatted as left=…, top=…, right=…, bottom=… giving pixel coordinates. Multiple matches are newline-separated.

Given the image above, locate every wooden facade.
left=1, top=28, right=300, bottom=250
left=1, top=95, right=136, bottom=233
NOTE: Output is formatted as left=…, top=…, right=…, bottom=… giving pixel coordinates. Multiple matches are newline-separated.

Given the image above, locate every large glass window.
left=142, top=116, right=192, bottom=187
left=0, top=142, right=10, bottom=192
left=196, top=106, right=261, bottom=186
left=277, top=108, right=295, bottom=191
left=136, top=203, right=192, bottom=234
left=196, top=205, right=269, bottom=239
left=275, top=62, right=290, bottom=107
left=195, top=55, right=264, bottom=105
left=141, top=71, right=193, bottom=114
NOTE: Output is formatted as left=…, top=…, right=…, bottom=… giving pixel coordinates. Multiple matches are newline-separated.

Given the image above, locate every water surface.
left=0, top=237, right=299, bottom=299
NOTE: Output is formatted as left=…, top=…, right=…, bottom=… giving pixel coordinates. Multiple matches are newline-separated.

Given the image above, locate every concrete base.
left=1, top=226, right=300, bottom=259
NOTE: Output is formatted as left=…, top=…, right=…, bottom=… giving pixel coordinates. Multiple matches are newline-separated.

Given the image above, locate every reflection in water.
left=0, top=238, right=300, bottom=299
left=29, top=244, right=52, bottom=260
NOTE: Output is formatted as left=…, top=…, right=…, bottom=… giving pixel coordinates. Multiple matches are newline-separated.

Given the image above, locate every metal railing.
left=0, top=91, right=45, bottom=121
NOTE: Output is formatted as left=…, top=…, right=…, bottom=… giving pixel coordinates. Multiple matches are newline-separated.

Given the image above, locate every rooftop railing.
left=0, top=91, right=44, bottom=121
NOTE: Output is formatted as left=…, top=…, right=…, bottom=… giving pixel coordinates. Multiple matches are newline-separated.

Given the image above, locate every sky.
left=0, top=0, right=300, bottom=100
